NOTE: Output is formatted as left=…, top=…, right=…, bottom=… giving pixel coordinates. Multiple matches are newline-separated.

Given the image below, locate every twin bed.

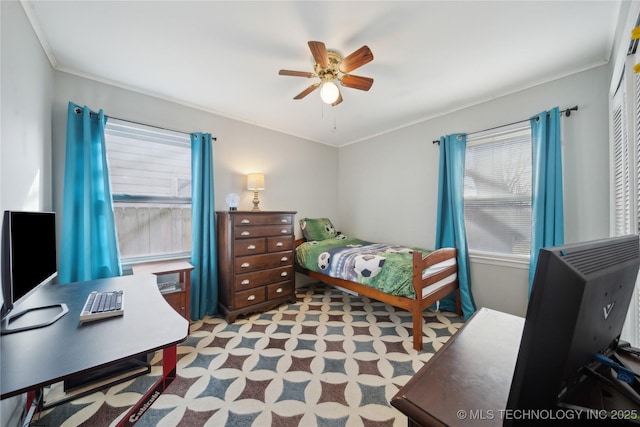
left=294, top=218, right=461, bottom=351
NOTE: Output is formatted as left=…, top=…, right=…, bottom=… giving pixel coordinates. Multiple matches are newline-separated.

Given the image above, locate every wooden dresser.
left=216, top=211, right=297, bottom=322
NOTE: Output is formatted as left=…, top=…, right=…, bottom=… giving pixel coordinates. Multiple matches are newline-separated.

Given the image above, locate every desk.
left=391, top=308, right=525, bottom=427
left=0, top=274, right=188, bottom=426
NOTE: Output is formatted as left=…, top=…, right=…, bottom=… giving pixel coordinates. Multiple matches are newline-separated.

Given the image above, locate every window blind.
left=104, top=119, right=192, bottom=261
left=613, top=86, right=631, bottom=237
left=464, top=124, right=532, bottom=256
left=105, top=119, right=191, bottom=200
left=612, top=55, right=640, bottom=348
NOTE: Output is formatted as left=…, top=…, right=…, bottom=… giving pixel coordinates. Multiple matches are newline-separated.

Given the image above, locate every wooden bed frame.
left=294, top=238, right=461, bottom=351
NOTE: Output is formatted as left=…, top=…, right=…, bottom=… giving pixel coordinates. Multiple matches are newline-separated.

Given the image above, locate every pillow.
left=300, top=218, right=337, bottom=241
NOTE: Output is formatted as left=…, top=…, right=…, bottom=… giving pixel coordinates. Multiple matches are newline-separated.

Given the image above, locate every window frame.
left=611, top=53, right=640, bottom=348
left=463, top=122, right=533, bottom=264
left=104, top=119, right=193, bottom=267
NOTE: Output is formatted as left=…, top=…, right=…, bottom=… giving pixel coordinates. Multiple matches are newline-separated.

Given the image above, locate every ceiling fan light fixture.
left=320, top=81, right=340, bottom=104
left=280, top=42, right=373, bottom=106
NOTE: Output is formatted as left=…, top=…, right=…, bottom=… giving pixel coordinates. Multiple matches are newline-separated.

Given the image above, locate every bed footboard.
left=410, top=248, right=460, bottom=350
left=413, top=248, right=459, bottom=310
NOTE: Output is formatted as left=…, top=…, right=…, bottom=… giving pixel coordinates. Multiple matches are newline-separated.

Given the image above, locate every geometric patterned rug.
left=33, top=282, right=463, bottom=427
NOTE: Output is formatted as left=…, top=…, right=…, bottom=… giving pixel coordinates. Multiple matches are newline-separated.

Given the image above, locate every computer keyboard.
left=79, top=290, right=124, bottom=323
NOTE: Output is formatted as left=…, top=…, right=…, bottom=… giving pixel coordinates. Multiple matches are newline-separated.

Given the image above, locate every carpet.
left=33, top=282, right=463, bottom=427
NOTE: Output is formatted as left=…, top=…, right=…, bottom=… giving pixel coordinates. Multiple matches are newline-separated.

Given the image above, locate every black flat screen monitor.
left=506, top=235, right=640, bottom=416
left=1, top=210, right=66, bottom=333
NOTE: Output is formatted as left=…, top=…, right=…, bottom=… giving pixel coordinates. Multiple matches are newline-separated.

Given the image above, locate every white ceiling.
left=22, top=0, right=621, bottom=147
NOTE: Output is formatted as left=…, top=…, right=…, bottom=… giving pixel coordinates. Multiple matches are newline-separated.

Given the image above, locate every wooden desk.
left=0, top=274, right=188, bottom=426
left=391, top=308, right=525, bottom=427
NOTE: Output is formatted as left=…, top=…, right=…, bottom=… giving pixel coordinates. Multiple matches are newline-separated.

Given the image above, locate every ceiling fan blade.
left=340, top=74, right=374, bottom=91
left=308, top=41, right=329, bottom=68
left=294, top=83, right=320, bottom=99
left=331, top=90, right=343, bottom=107
left=339, top=45, right=374, bottom=73
left=279, top=69, right=316, bottom=78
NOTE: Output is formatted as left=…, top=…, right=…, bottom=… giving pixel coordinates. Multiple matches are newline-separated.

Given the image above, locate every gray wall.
left=1, top=1, right=55, bottom=425
left=339, top=64, right=610, bottom=317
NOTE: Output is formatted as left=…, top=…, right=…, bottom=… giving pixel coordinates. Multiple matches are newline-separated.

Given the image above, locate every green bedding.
left=295, top=236, right=432, bottom=298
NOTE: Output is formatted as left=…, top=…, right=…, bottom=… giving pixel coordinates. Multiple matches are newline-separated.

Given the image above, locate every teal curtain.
left=190, top=132, right=218, bottom=320
left=59, top=102, right=122, bottom=283
left=435, top=134, right=476, bottom=320
left=529, top=107, right=564, bottom=293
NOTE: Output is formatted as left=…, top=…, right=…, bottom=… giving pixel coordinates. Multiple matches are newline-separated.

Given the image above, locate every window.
left=613, top=74, right=632, bottom=237
left=612, top=51, right=640, bottom=348
left=105, top=119, right=192, bottom=264
left=463, top=123, right=533, bottom=257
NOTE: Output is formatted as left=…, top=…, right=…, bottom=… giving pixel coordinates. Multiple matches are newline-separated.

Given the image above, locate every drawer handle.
left=241, top=279, right=250, bottom=285
left=276, top=287, right=283, bottom=293
left=275, top=242, right=283, bottom=247
left=241, top=219, right=250, bottom=224
left=281, top=229, right=288, bottom=234
left=281, top=219, right=288, bottom=223
left=281, top=272, right=288, bottom=277
left=247, top=244, right=256, bottom=250
left=281, top=256, right=288, bottom=262
left=247, top=294, right=256, bottom=301
left=241, top=231, right=250, bottom=236
left=241, top=262, right=250, bottom=268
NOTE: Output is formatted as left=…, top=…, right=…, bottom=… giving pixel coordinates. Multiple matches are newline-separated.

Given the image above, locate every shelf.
left=132, top=260, right=194, bottom=321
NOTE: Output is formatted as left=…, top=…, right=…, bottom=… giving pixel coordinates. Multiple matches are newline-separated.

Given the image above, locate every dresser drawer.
left=235, top=225, right=293, bottom=238
left=267, top=236, right=293, bottom=252
left=234, top=287, right=266, bottom=309
left=234, top=237, right=266, bottom=256
left=235, top=252, right=293, bottom=273
left=267, top=281, right=294, bottom=300
left=235, top=266, right=294, bottom=290
left=233, top=213, right=293, bottom=226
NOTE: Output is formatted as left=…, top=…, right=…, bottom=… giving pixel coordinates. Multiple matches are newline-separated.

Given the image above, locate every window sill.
left=468, top=250, right=530, bottom=270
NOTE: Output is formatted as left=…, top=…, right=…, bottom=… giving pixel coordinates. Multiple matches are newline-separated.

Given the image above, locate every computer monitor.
left=506, top=235, right=640, bottom=414
left=1, top=210, right=67, bottom=334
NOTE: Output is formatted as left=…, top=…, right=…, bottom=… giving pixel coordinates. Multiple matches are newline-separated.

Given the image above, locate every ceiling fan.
left=279, top=41, right=374, bottom=106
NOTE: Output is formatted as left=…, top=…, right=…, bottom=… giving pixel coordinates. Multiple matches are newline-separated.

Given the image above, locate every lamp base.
left=252, top=190, right=261, bottom=212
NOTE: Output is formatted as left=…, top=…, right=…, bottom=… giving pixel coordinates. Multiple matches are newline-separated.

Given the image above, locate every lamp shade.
left=247, top=173, right=265, bottom=190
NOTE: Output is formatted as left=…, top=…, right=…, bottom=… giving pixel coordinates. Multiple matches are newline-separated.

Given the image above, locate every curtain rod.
left=431, top=105, right=578, bottom=145
left=85, top=109, right=217, bottom=141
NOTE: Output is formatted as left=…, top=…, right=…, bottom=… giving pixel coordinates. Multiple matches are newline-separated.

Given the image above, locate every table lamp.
left=247, top=173, right=265, bottom=211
